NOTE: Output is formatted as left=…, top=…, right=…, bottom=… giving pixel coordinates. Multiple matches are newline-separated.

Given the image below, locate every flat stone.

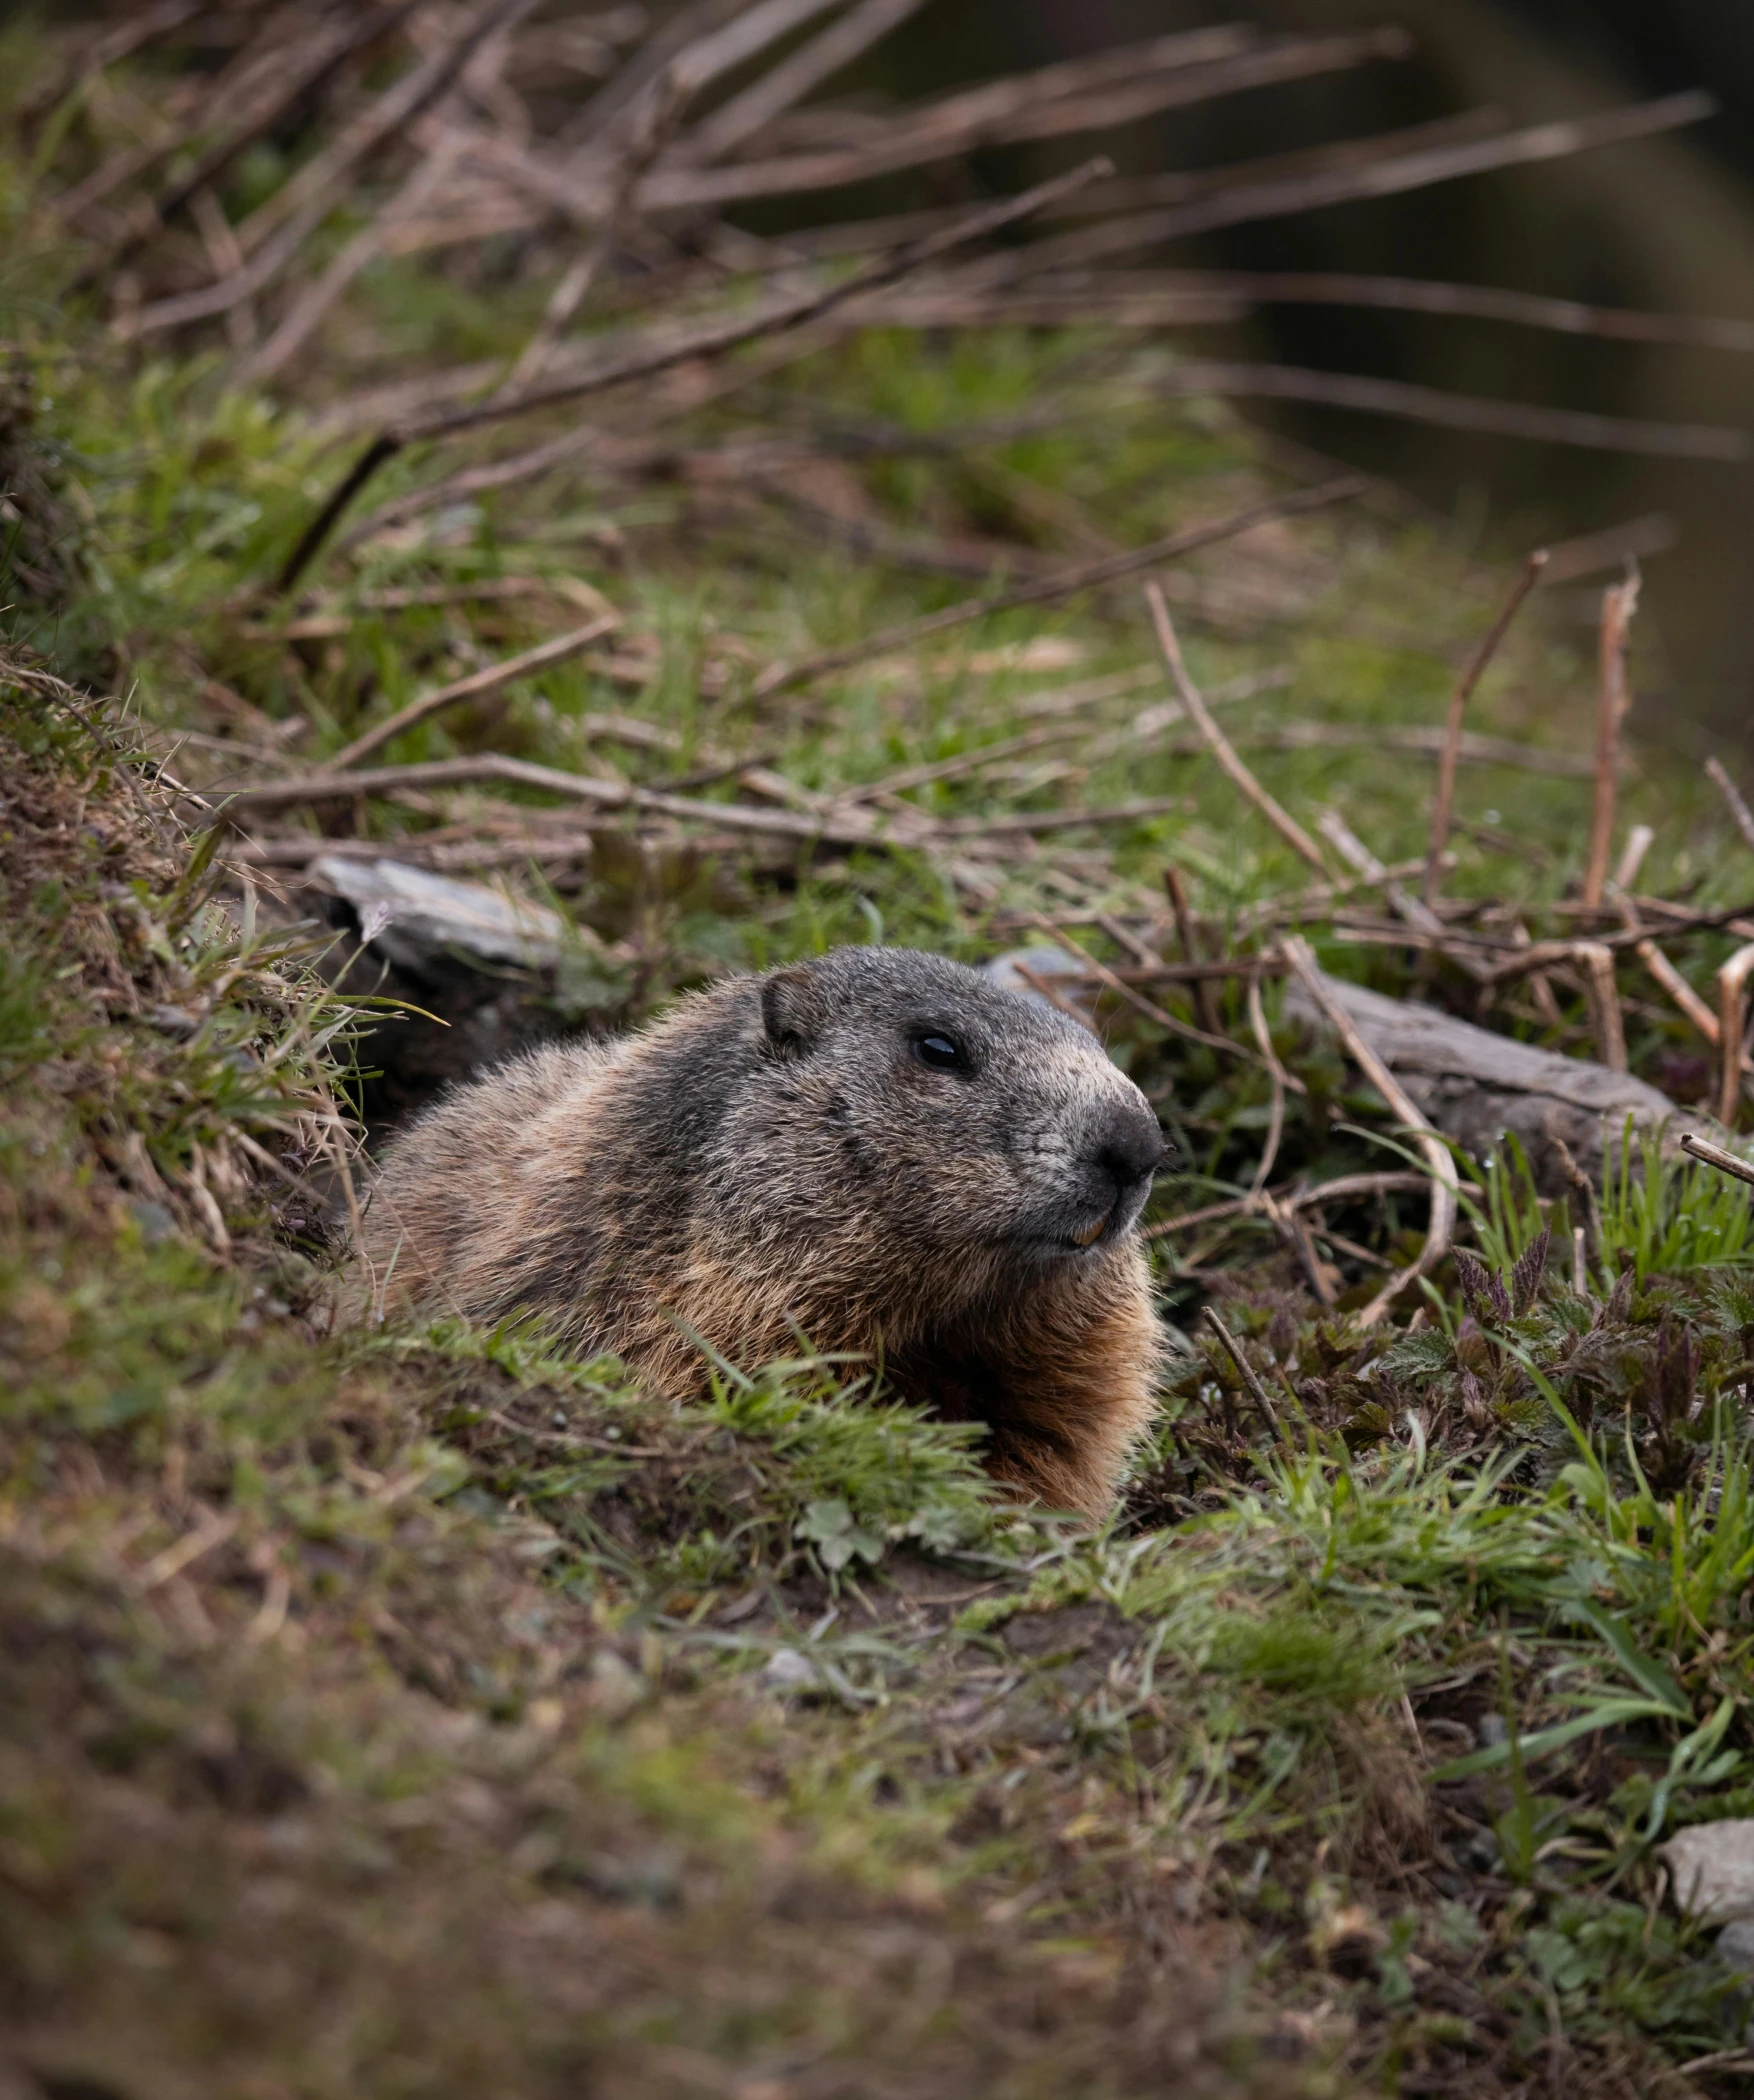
left=308, top=853, right=567, bottom=971
left=1661, top=1821, right=1754, bottom=1921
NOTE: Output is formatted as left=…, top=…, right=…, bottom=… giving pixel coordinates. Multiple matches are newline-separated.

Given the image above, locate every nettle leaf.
left=1511, top=1225, right=1552, bottom=1317
left=1455, top=1247, right=1511, bottom=1326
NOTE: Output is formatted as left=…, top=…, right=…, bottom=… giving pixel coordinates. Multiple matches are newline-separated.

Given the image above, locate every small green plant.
left=1596, top=1118, right=1754, bottom=1282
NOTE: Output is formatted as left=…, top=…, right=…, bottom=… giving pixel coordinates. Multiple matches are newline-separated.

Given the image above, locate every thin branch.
left=1613, top=896, right=1720, bottom=1047
left=1246, top=970, right=1286, bottom=1197
left=1424, top=549, right=1547, bottom=905
left=327, top=616, right=620, bottom=770
left=999, top=91, right=1717, bottom=276
left=642, top=28, right=1382, bottom=208
left=1680, top=1134, right=1754, bottom=1190
left=1280, top=936, right=1458, bottom=1326
left=676, top=0, right=934, bottom=166
left=1144, top=581, right=1327, bottom=874
left=1024, top=918, right=1273, bottom=1069
left=755, top=477, right=1363, bottom=697
left=1149, top=364, right=1748, bottom=462
left=1707, top=757, right=1754, bottom=857
left=1164, top=863, right=1223, bottom=1034
left=1571, top=941, right=1628, bottom=1071
left=1582, top=568, right=1640, bottom=907
left=207, top=752, right=921, bottom=851
left=273, top=154, right=1115, bottom=594
left=1717, top=945, right=1754, bottom=1127
left=1178, top=269, right=1754, bottom=354
left=1201, top=1306, right=1282, bottom=1440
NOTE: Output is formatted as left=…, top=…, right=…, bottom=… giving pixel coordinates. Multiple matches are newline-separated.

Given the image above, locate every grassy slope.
left=6, top=32, right=1754, bottom=2099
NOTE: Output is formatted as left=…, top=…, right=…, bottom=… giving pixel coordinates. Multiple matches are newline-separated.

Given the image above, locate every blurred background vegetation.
left=831, top=0, right=1754, bottom=756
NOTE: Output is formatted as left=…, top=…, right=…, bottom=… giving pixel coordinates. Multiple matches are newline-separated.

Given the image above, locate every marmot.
left=362, top=946, right=1167, bottom=1516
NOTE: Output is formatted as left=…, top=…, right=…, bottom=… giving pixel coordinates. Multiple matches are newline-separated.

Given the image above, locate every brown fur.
left=360, top=946, right=1167, bottom=1516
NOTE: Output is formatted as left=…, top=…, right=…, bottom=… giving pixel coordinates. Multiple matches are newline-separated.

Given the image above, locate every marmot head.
left=698, top=946, right=1166, bottom=1310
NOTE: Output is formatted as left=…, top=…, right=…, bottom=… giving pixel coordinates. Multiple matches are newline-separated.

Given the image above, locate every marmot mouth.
left=1068, top=1211, right=1112, bottom=1249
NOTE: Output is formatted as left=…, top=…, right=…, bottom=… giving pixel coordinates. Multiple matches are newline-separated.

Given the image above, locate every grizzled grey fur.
left=361, top=946, right=1166, bottom=1515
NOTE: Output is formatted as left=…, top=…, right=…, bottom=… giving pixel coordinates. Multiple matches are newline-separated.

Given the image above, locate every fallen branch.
left=207, top=752, right=922, bottom=852
left=641, top=29, right=1400, bottom=209
left=1282, top=955, right=1710, bottom=1184
left=1003, top=91, right=1717, bottom=275
left=1023, top=917, right=1272, bottom=1068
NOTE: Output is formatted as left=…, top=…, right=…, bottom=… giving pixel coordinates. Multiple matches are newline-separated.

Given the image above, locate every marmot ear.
left=761, top=963, right=825, bottom=1059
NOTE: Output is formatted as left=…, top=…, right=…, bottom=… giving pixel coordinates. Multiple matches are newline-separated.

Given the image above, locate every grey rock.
left=1661, top=1820, right=1754, bottom=1921
left=760, top=1647, right=822, bottom=1694
left=308, top=853, right=567, bottom=972
left=1281, top=965, right=1709, bottom=1189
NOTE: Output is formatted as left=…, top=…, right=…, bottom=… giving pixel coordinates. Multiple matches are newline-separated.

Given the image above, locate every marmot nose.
left=1089, top=1100, right=1167, bottom=1200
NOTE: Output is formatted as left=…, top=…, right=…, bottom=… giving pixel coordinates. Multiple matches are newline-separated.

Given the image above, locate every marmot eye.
left=912, top=1032, right=967, bottom=1073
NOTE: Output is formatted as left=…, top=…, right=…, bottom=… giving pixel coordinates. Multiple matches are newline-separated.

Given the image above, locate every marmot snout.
left=362, top=946, right=1167, bottom=1515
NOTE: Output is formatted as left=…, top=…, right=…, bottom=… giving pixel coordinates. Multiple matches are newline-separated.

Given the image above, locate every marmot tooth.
left=360, top=944, right=1168, bottom=1519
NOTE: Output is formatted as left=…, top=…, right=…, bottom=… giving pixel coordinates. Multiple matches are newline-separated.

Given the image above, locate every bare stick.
left=1025, top=918, right=1270, bottom=1069
left=208, top=752, right=921, bottom=852
left=1707, top=757, right=1754, bottom=857
left=326, top=617, right=619, bottom=770
left=1680, top=1133, right=1754, bottom=1190
left=1164, top=864, right=1223, bottom=1034
left=756, top=478, right=1361, bottom=698
left=1281, top=936, right=1457, bottom=1326
left=1582, top=569, right=1641, bottom=908
left=79, top=3, right=416, bottom=285
left=676, top=0, right=934, bottom=166
left=1145, top=581, right=1327, bottom=874
left=1143, top=1170, right=1438, bottom=1239
left=498, top=70, right=688, bottom=395
left=1002, top=92, right=1716, bottom=277
left=1613, top=824, right=1655, bottom=893
left=1571, top=942, right=1628, bottom=1072
left=274, top=154, right=1115, bottom=594
left=1201, top=1306, right=1282, bottom=1440
left=1171, top=270, right=1754, bottom=354
left=1246, top=969, right=1286, bottom=1196
left=1143, top=364, right=1747, bottom=462
left=1717, top=944, right=1754, bottom=1127
left=640, top=28, right=1384, bottom=210
left=236, top=129, right=469, bottom=387
left=1612, top=892, right=1719, bottom=1046
left=1423, top=549, right=1547, bottom=904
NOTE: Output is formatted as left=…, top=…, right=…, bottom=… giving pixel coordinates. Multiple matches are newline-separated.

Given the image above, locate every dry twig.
left=327, top=616, right=620, bottom=769
left=1423, top=549, right=1547, bottom=905
left=756, top=479, right=1363, bottom=697
left=1201, top=1306, right=1283, bottom=1440
left=1281, top=936, right=1458, bottom=1325
left=1716, top=945, right=1754, bottom=1126
left=1144, top=581, right=1327, bottom=874
left=1707, top=757, right=1754, bottom=857
left=1582, top=568, right=1640, bottom=908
